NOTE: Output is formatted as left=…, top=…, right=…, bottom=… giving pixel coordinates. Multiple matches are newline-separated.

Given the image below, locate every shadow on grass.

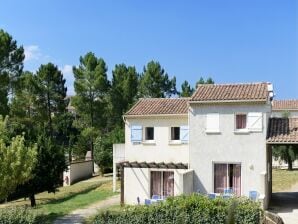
left=34, top=183, right=105, bottom=223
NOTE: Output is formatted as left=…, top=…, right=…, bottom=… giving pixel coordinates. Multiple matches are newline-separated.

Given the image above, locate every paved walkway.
left=54, top=195, right=120, bottom=224
left=269, top=183, right=298, bottom=224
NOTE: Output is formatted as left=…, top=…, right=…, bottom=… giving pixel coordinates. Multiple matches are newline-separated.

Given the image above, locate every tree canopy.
left=0, top=29, right=25, bottom=116
left=0, top=116, right=37, bottom=201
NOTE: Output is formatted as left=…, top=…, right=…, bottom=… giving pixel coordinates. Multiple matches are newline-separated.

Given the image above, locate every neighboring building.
left=272, top=99, right=298, bottom=118
left=113, top=82, right=298, bottom=209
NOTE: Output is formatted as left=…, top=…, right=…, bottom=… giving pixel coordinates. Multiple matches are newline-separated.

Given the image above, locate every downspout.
left=188, top=104, right=191, bottom=170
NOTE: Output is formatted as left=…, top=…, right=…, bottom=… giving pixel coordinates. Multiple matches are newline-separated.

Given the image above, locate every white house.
left=113, top=82, right=298, bottom=209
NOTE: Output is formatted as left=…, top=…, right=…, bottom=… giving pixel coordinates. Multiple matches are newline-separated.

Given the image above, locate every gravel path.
left=53, top=195, right=120, bottom=224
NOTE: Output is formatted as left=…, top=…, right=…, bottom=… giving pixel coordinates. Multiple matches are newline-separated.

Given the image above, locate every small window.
left=236, top=114, right=247, bottom=129
left=171, top=127, right=180, bottom=140
left=145, top=127, right=154, bottom=140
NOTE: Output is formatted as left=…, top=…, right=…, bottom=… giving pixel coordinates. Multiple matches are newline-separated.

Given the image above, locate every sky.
left=0, top=0, right=297, bottom=98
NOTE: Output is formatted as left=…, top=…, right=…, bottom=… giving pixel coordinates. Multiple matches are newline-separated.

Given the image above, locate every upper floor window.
left=236, top=114, right=247, bottom=130
left=206, top=113, right=220, bottom=133
left=171, top=127, right=180, bottom=140
left=145, top=127, right=154, bottom=140
left=235, top=112, right=263, bottom=132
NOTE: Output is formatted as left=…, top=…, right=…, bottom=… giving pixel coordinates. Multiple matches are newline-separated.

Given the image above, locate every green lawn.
left=272, top=168, right=298, bottom=192
left=0, top=176, right=118, bottom=223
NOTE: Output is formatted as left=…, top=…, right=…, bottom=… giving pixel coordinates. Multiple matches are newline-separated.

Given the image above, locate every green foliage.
left=0, top=29, right=25, bottom=116
left=196, top=77, right=215, bottom=87
left=180, top=80, right=194, bottom=97
left=0, top=115, right=37, bottom=200
left=234, top=199, right=264, bottom=224
left=110, top=64, right=138, bottom=126
left=93, top=195, right=263, bottom=224
left=29, top=131, right=67, bottom=194
left=139, top=61, right=177, bottom=98
left=34, top=63, right=67, bottom=134
left=94, top=127, right=124, bottom=174
left=272, top=145, right=298, bottom=170
left=73, top=52, right=110, bottom=129
left=0, top=207, right=40, bottom=224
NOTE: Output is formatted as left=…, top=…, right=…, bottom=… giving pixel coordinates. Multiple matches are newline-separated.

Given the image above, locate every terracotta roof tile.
left=272, top=100, right=298, bottom=110
left=191, top=83, right=269, bottom=102
left=267, top=118, right=298, bottom=143
left=125, top=98, right=189, bottom=116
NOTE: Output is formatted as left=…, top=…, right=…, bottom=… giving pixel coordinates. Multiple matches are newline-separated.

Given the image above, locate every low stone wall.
left=63, top=160, right=93, bottom=186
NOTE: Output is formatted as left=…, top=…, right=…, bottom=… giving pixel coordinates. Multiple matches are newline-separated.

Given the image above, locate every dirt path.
left=53, top=195, right=120, bottom=224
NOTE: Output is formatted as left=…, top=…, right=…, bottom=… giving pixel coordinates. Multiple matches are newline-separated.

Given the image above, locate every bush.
left=0, top=206, right=40, bottom=224
left=93, top=194, right=263, bottom=224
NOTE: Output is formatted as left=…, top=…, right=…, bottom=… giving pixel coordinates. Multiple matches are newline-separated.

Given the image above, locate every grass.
left=0, top=176, right=118, bottom=223
left=272, top=168, right=298, bottom=192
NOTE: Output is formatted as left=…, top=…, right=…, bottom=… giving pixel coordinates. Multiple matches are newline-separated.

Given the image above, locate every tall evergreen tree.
left=110, top=64, right=138, bottom=126
left=0, top=29, right=25, bottom=116
left=180, top=80, right=194, bottom=97
left=34, top=63, right=68, bottom=135
left=13, top=64, right=69, bottom=207
left=73, top=52, right=110, bottom=166
left=139, top=61, right=177, bottom=98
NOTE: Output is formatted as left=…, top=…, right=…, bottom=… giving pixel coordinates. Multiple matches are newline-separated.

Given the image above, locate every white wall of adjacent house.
left=271, top=110, right=298, bottom=118
left=124, top=116, right=189, bottom=163
left=189, top=103, right=271, bottom=207
left=124, top=167, right=193, bottom=204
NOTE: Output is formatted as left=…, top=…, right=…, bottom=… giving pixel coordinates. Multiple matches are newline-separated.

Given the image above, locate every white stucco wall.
left=124, top=167, right=189, bottom=204
left=63, top=160, right=93, bottom=185
left=124, top=116, right=189, bottom=163
left=189, top=103, right=271, bottom=199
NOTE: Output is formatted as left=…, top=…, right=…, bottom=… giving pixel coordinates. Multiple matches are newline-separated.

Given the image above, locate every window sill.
left=205, top=130, right=221, bottom=134
left=142, top=141, right=156, bottom=145
left=169, top=140, right=183, bottom=145
left=234, top=129, right=250, bottom=134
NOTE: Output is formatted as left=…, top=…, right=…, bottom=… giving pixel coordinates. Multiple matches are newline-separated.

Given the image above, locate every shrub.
left=93, top=194, right=263, bottom=224
left=0, top=206, right=40, bottom=224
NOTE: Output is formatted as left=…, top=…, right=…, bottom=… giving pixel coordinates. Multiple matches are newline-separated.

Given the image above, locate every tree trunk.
left=288, top=157, right=293, bottom=171
left=29, top=194, right=36, bottom=207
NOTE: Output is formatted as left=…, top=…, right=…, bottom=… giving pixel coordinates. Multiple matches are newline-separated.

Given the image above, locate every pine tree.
left=180, top=80, right=194, bottom=97
left=139, top=61, right=177, bottom=98
left=0, top=29, right=25, bottom=116
left=73, top=52, right=110, bottom=167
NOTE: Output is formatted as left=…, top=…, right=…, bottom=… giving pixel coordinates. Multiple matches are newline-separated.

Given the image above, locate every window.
left=151, top=171, right=174, bottom=198
left=206, top=113, right=220, bottom=132
left=145, top=127, right=154, bottom=140
left=214, top=163, right=241, bottom=196
left=171, top=127, right=180, bottom=140
left=236, top=114, right=247, bottom=130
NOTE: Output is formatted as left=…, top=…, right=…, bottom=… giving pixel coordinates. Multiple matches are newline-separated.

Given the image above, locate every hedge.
left=93, top=194, right=263, bottom=224
left=0, top=206, right=41, bottom=224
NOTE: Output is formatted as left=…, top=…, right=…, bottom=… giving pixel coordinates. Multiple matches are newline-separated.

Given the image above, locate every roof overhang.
left=123, top=113, right=188, bottom=118
left=189, top=99, right=267, bottom=104
left=266, top=117, right=298, bottom=144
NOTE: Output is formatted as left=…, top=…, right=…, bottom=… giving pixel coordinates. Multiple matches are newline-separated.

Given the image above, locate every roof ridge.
left=196, top=82, right=269, bottom=87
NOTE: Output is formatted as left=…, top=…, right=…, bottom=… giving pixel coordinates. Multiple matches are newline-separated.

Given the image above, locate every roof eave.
left=123, top=113, right=188, bottom=118
left=189, top=99, right=268, bottom=104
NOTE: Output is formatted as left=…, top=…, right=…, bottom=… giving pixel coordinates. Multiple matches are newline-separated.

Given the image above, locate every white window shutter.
left=206, top=113, right=219, bottom=131
left=131, top=125, right=142, bottom=143
left=247, top=112, right=262, bottom=132
left=180, top=126, right=189, bottom=143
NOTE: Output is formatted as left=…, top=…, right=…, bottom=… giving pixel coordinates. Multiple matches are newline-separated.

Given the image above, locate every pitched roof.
left=267, top=118, right=298, bottom=143
left=272, top=100, right=298, bottom=111
left=191, top=83, right=269, bottom=102
left=125, top=98, right=189, bottom=116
